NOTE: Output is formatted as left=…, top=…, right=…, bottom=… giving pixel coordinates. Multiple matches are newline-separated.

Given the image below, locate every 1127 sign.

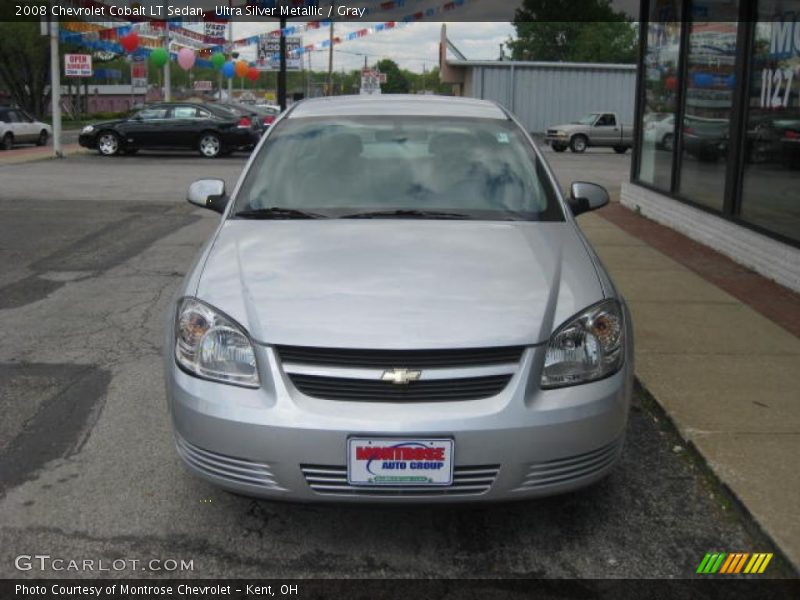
left=760, top=68, right=795, bottom=108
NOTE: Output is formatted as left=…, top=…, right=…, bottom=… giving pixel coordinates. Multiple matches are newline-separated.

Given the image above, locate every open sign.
left=64, top=54, right=93, bottom=78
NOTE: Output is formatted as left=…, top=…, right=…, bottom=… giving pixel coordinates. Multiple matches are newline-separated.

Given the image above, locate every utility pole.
left=278, top=17, right=287, bottom=110
left=227, top=0, right=233, bottom=101
left=327, top=2, right=335, bottom=96
left=49, top=11, right=62, bottom=157
left=163, top=0, right=171, bottom=101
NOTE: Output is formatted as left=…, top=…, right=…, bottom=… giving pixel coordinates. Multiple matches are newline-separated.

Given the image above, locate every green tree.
left=376, top=59, right=410, bottom=94
left=508, top=0, right=637, bottom=64
left=0, top=22, right=51, bottom=117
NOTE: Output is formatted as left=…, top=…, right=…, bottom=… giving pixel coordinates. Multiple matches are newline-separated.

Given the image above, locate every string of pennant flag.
left=57, top=0, right=470, bottom=70
left=61, top=0, right=468, bottom=52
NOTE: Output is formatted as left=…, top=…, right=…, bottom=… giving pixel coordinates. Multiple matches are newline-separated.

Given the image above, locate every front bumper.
left=78, top=133, right=97, bottom=149
left=165, top=330, right=634, bottom=503
left=545, top=134, right=569, bottom=146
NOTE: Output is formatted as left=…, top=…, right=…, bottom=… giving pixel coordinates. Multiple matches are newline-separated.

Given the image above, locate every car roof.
left=289, top=94, right=509, bottom=120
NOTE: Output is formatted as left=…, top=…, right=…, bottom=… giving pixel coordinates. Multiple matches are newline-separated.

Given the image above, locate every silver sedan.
left=165, top=94, right=634, bottom=502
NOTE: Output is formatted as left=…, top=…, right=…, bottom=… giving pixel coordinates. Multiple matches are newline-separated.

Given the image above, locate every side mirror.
left=187, top=179, right=228, bottom=214
left=568, top=182, right=609, bottom=216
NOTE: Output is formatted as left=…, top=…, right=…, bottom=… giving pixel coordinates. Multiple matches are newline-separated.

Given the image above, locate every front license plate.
left=347, top=438, right=454, bottom=486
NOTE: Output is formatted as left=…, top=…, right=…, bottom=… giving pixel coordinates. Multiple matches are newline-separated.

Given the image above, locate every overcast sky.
left=233, top=21, right=517, bottom=73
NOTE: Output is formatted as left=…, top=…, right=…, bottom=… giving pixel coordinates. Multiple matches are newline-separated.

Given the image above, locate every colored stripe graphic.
left=698, top=553, right=727, bottom=574
left=720, top=553, right=739, bottom=574
left=696, top=553, right=713, bottom=573
left=699, top=552, right=774, bottom=575
left=719, top=554, right=736, bottom=573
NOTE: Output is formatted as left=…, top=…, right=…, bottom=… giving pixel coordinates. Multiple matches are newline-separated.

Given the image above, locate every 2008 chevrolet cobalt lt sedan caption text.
left=164, top=95, right=634, bottom=502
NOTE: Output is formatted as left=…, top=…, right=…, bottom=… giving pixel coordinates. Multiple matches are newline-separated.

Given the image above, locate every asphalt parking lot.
left=0, top=149, right=791, bottom=579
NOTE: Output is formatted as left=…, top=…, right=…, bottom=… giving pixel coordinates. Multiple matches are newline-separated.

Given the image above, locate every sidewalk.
left=0, top=143, right=87, bottom=166
left=578, top=205, right=800, bottom=571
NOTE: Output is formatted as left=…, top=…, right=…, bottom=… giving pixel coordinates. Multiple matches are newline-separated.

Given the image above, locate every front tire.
left=97, top=131, right=121, bottom=156
left=37, top=130, right=49, bottom=146
left=198, top=133, right=222, bottom=158
left=2, top=133, right=13, bottom=151
left=661, top=133, right=674, bottom=152
left=613, top=145, right=628, bottom=154
left=570, top=135, right=588, bottom=153
left=552, top=144, right=567, bottom=153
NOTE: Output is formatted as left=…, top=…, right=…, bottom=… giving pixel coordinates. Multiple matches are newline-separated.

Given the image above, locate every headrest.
left=323, top=132, right=363, bottom=157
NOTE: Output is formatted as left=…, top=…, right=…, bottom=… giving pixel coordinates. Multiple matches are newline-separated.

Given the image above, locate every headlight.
left=175, top=297, right=259, bottom=388
left=81, top=125, right=94, bottom=134
left=541, top=299, right=624, bottom=388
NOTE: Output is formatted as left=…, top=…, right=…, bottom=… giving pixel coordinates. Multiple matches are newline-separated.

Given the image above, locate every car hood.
left=550, top=123, right=583, bottom=132
left=194, top=220, right=605, bottom=349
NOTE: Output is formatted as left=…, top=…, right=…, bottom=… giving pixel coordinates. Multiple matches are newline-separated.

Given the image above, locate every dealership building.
left=625, top=0, right=800, bottom=291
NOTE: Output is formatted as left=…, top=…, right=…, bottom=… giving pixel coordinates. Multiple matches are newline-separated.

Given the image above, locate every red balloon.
left=665, top=75, right=678, bottom=91
left=247, top=67, right=259, bottom=82
left=120, top=33, right=139, bottom=53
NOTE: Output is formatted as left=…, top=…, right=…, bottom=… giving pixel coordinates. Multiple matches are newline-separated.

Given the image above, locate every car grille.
left=288, top=373, right=512, bottom=402
left=547, top=129, right=560, bottom=136
left=275, top=345, right=524, bottom=369
left=175, top=435, right=285, bottom=490
left=513, top=438, right=623, bottom=491
left=301, top=464, right=500, bottom=497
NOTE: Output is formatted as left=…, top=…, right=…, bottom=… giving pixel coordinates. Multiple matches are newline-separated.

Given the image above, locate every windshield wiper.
left=340, top=209, right=471, bottom=220
left=234, top=207, right=328, bottom=220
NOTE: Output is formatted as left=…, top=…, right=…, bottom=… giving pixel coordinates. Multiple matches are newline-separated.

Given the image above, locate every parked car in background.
left=681, top=115, right=729, bottom=162
left=166, top=95, right=634, bottom=503
left=0, top=107, right=51, bottom=150
left=252, top=104, right=281, bottom=128
left=545, top=112, right=633, bottom=154
left=78, top=102, right=260, bottom=158
left=215, top=102, right=266, bottom=140
left=745, top=113, right=800, bottom=166
left=643, top=114, right=676, bottom=151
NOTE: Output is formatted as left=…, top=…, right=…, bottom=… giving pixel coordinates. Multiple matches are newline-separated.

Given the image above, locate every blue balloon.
left=692, top=72, right=714, bottom=88
left=222, top=61, right=235, bottom=79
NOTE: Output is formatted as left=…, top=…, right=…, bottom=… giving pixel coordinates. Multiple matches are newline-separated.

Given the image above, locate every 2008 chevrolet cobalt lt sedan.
left=165, top=94, right=634, bottom=502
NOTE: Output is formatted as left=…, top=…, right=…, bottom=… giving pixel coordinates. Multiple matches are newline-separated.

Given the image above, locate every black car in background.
left=78, top=102, right=260, bottom=158
left=215, top=103, right=266, bottom=138
left=746, top=113, right=800, bottom=166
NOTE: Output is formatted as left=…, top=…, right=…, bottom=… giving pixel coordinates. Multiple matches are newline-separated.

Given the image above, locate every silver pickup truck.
left=545, top=112, right=633, bottom=154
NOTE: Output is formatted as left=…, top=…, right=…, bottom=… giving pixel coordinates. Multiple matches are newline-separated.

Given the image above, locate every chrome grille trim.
left=281, top=362, right=518, bottom=381
left=513, top=438, right=623, bottom=491
left=176, top=436, right=286, bottom=490
left=301, top=464, right=500, bottom=497
left=274, top=345, right=525, bottom=369
left=288, top=373, right=512, bottom=402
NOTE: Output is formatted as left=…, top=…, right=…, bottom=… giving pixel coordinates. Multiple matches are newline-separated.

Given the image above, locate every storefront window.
left=739, top=1, right=800, bottom=243
left=637, top=1, right=681, bottom=190
left=677, top=7, right=740, bottom=211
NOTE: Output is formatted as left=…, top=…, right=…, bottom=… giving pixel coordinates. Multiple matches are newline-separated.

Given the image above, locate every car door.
left=168, top=105, right=204, bottom=148
left=7, top=110, right=32, bottom=143
left=119, top=106, right=170, bottom=148
left=16, top=111, right=39, bottom=142
left=592, top=113, right=620, bottom=145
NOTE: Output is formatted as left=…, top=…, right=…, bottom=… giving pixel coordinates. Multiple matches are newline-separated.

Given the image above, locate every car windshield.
left=234, top=116, right=562, bottom=221
left=574, top=113, right=600, bottom=125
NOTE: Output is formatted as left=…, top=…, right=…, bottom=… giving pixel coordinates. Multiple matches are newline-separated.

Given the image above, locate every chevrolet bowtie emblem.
left=381, top=368, right=422, bottom=385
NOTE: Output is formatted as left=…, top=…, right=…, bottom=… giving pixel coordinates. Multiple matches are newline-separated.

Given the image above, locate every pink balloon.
left=177, top=48, right=195, bottom=71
